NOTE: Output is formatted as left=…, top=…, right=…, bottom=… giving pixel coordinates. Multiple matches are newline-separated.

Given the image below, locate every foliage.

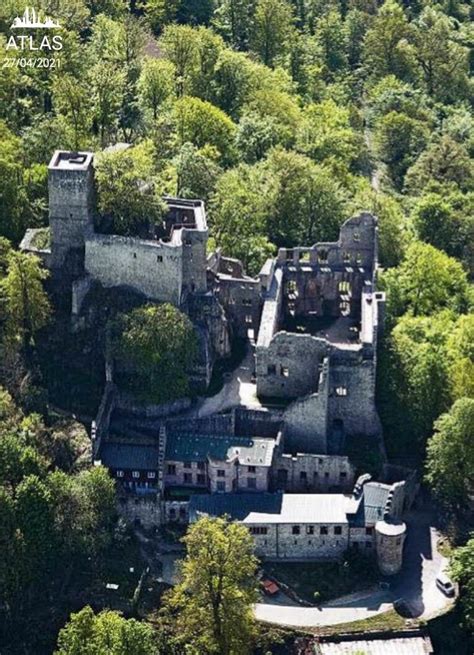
left=381, top=242, right=470, bottom=320
left=94, top=141, right=166, bottom=236
left=425, top=399, right=474, bottom=510
left=450, top=538, right=474, bottom=634
left=112, top=303, right=198, bottom=404
left=55, top=606, right=157, bottom=655
left=163, top=515, right=259, bottom=654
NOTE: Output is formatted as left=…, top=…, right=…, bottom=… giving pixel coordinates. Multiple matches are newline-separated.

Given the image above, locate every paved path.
left=255, top=509, right=455, bottom=628
left=194, top=345, right=262, bottom=417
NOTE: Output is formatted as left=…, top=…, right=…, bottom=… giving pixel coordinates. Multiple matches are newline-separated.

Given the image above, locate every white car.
left=435, top=572, right=455, bottom=597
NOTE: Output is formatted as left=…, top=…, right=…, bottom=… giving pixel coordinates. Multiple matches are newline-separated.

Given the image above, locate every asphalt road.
left=255, top=509, right=455, bottom=628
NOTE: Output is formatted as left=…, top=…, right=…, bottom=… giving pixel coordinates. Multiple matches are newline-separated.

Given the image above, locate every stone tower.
left=48, top=150, right=95, bottom=274
left=375, top=517, right=406, bottom=575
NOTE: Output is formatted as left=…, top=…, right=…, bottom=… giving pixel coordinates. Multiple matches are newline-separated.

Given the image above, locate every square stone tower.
left=48, top=150, right=95, bottom=274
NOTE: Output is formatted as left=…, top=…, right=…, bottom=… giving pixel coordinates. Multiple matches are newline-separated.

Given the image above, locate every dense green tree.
left=263, top=149, right=348, bottom=246
left=212, top=0, right=255, bottom=50
left=112, top=303, right=198, bottom=404
left=412, top=193, right=463, bottom=258
left=447, top=314, right=474, bottom=401
left=425, top=399, right=474, bottom=510
left=362, top=0, right=412, bottom=80
left=250, top=0, right=294, bottom=67
left=94, top=141, right=166, bottom=235
left=297, top=100, right=364, bottom=169
left=1, top=251, right=51, bottom=349
left=408, top=6, right=470, bottom=101
left=0, top=122, right=27, bottom=242
left=381, top=242, right=471, bottom=320
left=138, top=58, right=175, bottom=121
left=164, top=516, right=259, bottom=655
left=174, top=142, right=222, bottom=201
left=56, top=606, right=157, bottom=655
left=235, top=111, right=279, bottom=163
left=171, top=95, right=237, bottom=163
left=160, top=24, right=200, bottom=96
left=450, top=538, right=474, bottom=633
left=405, top=136, right=474, bottom=193
left=374, top=110, right=428, bottom=185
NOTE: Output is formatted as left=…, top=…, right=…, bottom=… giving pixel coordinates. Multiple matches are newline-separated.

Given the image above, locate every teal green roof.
left=165, top=432, right=275, bottom=466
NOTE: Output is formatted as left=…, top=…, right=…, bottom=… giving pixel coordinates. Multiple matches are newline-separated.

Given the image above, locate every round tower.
left=375, top=518, right=406, bottom=576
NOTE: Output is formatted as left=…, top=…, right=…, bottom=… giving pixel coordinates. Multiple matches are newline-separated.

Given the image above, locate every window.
left=306, top=526, right=314, bottom=535
left=169, top=508, right=176, bottom=519
left=116, top=470, right=124, bottom=478
left=365, top=527, right=373, bottom=536
left=247, top=477, right=256, bottom=489
left=324, top=472, right=329, bottom=478
left=217, top=481, right=225, bottom=492
left=157, top=255, right=163, bottom=262
left=281, top=366, right=289, bottom=377
left=334, top=526, right=342, bottom=535
left=133, top=253, right=137, bottom=259
left=245, top=315, right=252, bottom=324
left=340, top=471, right=347, bottom=478
left=217, top=469, right=225, bottom=478
left=365, top=542, right=373, bottom=549
left=242, top=298, right=252, bottom=306
left=197, top=461, right=205, bottom=470
left=343, top=251, right=351, bottom=263
left=339, top=281, right=351, bottom=294
left=132, top=471, right=140, bottom=479
left=335, top=386, right=348, bottom=396
left=183, top=461, right=192, bottom=469
left=353, top=231, right=360, bottom=242
left=318, top=249, right=328, bottom=263
left=184, top=473, right=192, bottom=484
left=147, top=471, right=156, bottom=479
left=248, top=465, right=256, bottom=473
left=292, top=525, right=300, bottom=535
left=250, top=526, right=268, bottom=535
left=300, top=471, right=307, bottom=481
left=320, top=526, right=328, bottom=535
left=167, top=464, right=176, bottom=475
left=340, top=301, right=350, bottom=316
left=197, top=474, right=206, bottom=485
left=267, top=364, right=276, bottom=375
left=356, top=252, right=362, bottom=265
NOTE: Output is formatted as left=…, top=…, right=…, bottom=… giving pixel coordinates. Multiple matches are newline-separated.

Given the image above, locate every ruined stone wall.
left=256, top=332, right=330, bottom=399
left=117, top=494, right=161, bottom=530
left=217, top=276, right=261, bottom=338
left=181, top=226, right=208, bottom=294
left=282, top=360, right=330, bottom=453
left=274, top=453, right=355, bottom=492
left=84, top=234, right=183, bottom=304
left=328, top=354, right=380, bottom=437
left=349, top=526, right=375, bottom=551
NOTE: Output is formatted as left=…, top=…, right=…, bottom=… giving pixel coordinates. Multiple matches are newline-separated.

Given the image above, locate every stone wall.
left=48, top=151, right=95, bottom=272
left=282, top=360, right=330, bottom=453
left=257, top=332, right=330, bottom=399
left=217, top=276, right=261, bottom=338
left=117, top=493, right=161, bottom=530
left=274, top=453, right=355, bottom=492
left=85, top=234, right=184, bottom=305
left=250, top=522, right=350, bottom=559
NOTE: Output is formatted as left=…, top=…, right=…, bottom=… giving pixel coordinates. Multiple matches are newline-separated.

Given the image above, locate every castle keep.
left=21, top=149, right=412, bottom=573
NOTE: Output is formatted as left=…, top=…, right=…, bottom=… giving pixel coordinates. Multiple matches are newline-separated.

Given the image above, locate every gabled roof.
left=165, top=432, right=275, bottom=466
left=190, top=492, right=350, bottom=525
left=100, top=442, right=159, bottom=470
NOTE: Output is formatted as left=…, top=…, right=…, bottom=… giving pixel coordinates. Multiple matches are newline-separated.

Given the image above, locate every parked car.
left=436, top=572, right=455, bottom=597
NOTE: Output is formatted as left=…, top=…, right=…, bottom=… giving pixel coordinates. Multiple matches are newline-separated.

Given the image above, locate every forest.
left=0, top=0, right=473, bottom=653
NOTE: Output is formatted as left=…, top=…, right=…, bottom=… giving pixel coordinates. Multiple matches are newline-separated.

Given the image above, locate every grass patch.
left=316, top=609, right=410, bottom=636
left=263, top=550, right=378, bottom=604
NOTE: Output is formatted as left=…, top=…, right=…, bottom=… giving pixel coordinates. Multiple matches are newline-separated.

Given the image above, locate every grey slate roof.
left=100, top=443, right=159, bottom=470
left=348, top=481, right=390, bottom=527
left=165, top=432, right=275, bottom=466
left=190, top=492, right=350, bottom=525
